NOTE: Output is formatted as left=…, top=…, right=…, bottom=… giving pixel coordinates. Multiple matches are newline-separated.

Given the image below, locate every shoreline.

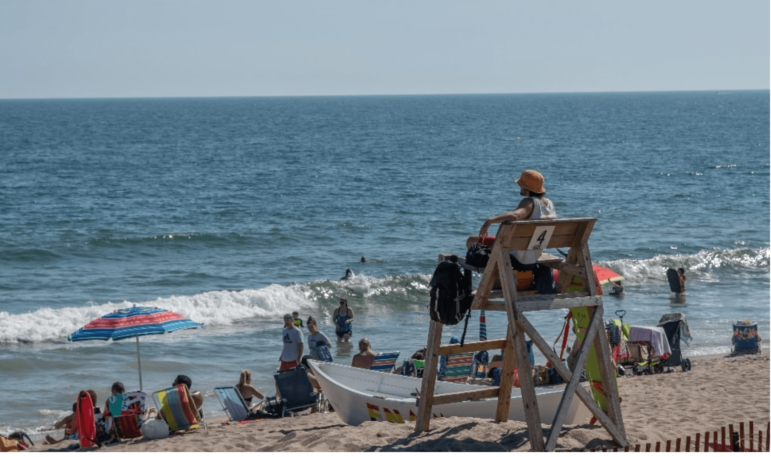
left=30, top=351, right=769, bottom=452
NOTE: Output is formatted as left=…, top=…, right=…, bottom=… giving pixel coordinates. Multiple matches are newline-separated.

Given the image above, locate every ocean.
left=0, top=91, right=768, bottom=437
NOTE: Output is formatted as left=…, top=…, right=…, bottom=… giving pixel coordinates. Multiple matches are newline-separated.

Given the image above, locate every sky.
left=0, top=0, right=768, bottom=99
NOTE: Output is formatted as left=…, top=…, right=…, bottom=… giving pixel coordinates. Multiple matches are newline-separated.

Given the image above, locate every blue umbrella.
left=69, top=306, right=203, bottom=391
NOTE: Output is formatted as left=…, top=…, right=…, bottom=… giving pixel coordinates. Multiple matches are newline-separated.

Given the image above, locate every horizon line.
left=0, top=88, right=768, bottom=101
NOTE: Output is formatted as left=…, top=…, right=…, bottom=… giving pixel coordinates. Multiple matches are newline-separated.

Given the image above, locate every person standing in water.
left=340, top=269, right=355, bottom=281
left=333, top=298, right=354, bottom=343
left=279, top=314, right=304, bottom=370
left=677, top=268, right=686, bottom=294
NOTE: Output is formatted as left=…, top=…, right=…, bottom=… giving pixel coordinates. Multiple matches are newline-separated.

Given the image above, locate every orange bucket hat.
left=515, top=170, right=546, bottom=194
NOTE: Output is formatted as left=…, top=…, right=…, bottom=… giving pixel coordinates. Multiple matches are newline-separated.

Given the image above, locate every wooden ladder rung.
left=436, top=338, right=507, bottom=356
left=431, top=387, right=500, bottom=406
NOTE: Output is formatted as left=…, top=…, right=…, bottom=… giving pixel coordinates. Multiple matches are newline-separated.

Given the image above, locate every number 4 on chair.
left=528, top=226, right=555, bottom=250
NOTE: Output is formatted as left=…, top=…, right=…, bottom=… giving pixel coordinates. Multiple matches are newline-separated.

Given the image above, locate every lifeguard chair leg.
left=415, top=319, right=443, bottom=432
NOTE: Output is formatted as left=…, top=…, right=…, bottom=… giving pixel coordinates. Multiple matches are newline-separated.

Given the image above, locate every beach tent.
left=68, top=306, right=203, bottom=391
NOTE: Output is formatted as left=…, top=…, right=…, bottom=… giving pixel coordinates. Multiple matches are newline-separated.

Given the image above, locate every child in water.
left=292, top=311, right=304, bottom=328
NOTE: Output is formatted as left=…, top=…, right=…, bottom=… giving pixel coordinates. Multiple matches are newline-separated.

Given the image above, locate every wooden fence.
left=567, top=421, right=768, bottom=452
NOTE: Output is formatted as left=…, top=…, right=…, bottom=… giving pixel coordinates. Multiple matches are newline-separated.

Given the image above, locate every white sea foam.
left=600, top=247, right=769, bottom=285
left=0, top=282, right=317, bottom=344
left=0, top=248, right=765, bottom=344
left=0, top=274, right=432, bottom=344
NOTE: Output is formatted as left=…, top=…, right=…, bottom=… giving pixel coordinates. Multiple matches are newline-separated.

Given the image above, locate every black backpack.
left=428, top=256, right=473, bottom=344
left=465, top=243, right=491, bottom=270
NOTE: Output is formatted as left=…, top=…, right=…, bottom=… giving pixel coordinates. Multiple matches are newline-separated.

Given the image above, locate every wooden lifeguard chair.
left=415, top=218, right=627, bottom=452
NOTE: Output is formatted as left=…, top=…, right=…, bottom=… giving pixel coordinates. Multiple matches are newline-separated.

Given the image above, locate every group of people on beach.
left=44, top=169, right=696, bottom=446
left=44, top=375, right=203, bottom=446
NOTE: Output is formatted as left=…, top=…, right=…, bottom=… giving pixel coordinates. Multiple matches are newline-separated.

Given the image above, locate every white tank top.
left=513, top=197, right=557, bottom=265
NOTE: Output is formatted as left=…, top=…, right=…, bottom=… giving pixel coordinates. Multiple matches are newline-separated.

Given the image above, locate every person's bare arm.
left=346, top=308, right=354, bottom=324
left=296, top=342, right=304, bottom=364
left=478, top=198, right=535, bottom=238
left=243, top=385, right=264, bottom=400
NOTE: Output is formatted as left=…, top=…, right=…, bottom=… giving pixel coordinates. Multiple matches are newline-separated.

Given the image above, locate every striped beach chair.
left=370, top=352, right=400, bottom=373
left=153, top=384, right=207, bottom=432
left=214, top=387, right=250, bottom=422
left=106, top=391, right=146, bottom=439
left=441, top=352, right=475, bottom=383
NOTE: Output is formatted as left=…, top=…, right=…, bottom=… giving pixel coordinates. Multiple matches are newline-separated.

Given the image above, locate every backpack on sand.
left=428, top=256, right=473, bottom=344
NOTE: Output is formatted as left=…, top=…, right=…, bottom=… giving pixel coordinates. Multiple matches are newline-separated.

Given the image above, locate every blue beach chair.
left=370, top=352, right=400, bottom=373
left=214, top=387, right=250, bottom=422
left=274, top=365, right=319, bottom=417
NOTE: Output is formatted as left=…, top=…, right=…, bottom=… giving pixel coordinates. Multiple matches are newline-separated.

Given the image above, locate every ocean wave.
left=0, top=274, right=431, bottom=345
left=88, top=232, right=246, bottom=247
left=1, top=246, right=764, bottom=344
left=0, top=248, right=63, bottom=262
left=600, top=247, right=769, bottom=285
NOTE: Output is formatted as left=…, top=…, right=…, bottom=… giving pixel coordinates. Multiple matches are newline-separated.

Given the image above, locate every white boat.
left=309, top=360, right=591, bottom=426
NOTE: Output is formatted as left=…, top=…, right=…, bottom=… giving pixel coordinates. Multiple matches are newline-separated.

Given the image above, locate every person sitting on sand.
left=44, top=403, right=78, bottom=445
left=333, top=298, right=354, bottom=343
left=103, top=381, right=125, bottom=411
left=236, top=370, right=265, bottom=409
left=352, top=338, right=377, bottom=370
left=44, top=390, right=98, bottom=445
left=144, top=375, right=204, bottom=422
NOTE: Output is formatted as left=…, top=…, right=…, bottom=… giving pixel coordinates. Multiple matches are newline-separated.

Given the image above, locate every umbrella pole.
left=136, top=336, right=143, bottom=392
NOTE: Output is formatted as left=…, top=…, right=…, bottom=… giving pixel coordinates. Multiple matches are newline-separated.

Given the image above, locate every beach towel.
left=106, top=391, right=146, bottom=439
left=628, top=326, right=671, bottom=358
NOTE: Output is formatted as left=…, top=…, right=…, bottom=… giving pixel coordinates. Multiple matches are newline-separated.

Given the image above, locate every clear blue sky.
left=0, top=0, right=768, bottom=98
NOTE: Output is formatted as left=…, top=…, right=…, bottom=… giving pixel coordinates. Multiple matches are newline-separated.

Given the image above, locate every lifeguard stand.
left=415, top=218, right=627, bottom=452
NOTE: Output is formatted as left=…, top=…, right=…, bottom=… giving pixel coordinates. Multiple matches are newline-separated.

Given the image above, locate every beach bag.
left=428, top=257, right=472, bottom=326
left=465, top=243, right=491, bottom=270
left=140, top=419, right=170, bottom=440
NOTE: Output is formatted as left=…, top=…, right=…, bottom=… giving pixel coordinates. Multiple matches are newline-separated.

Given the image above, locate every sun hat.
left=283, top=313, right=293, bottom=320
left=515, top=170, right=546, bottom=194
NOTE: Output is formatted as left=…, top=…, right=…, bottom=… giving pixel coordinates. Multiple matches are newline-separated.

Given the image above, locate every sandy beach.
left=35, top=352, right=769, bottom=452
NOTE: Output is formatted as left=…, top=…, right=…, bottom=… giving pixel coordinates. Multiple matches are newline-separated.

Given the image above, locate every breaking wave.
left=600, top=247, right=769, bottom=285
left=0, top=274, right=431, bottom=344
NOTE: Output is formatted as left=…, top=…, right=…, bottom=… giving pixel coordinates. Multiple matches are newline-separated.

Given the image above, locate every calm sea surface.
left=0, top=92, right=768, bottom=436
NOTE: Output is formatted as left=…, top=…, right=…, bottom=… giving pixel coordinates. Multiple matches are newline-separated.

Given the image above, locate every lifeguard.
left=466, top=169, right=557, bottom=266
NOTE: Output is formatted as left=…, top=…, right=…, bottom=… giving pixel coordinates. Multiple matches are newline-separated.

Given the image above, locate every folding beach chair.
left=441, top=352, right=475, bottom=383
left=273, top=365, right=319, bottom=417
left=106, top=391, right=147, bottom=439
left=153, top=384, right=207, bottom=432
left=214, top=387, right=251, bottom=422
left=370, top=351, right=400, bottom=373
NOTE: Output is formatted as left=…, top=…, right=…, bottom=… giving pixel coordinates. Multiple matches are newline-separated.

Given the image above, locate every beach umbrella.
left=553, top=264, right=624, bottom=285
left=68, top=306, right=203, bottom=391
